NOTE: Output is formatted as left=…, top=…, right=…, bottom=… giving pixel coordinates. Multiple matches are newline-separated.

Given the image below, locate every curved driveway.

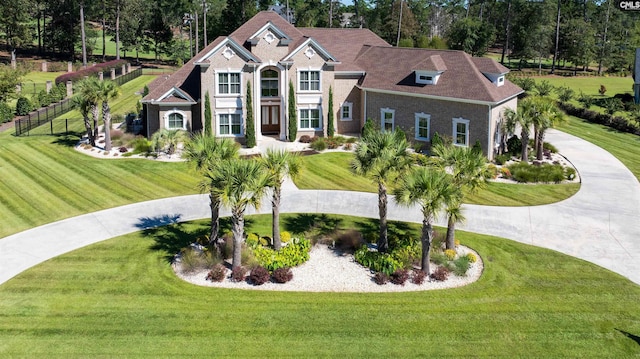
left=1, top=129, right=639, bottom=285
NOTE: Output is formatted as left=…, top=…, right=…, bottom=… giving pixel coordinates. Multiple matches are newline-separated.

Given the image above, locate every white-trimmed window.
left=261, top=69, right=279, bottom=97
left=340, top=102, right=353, bottom=121
left=218, top=113, right=243, bottom=136
left=452, top=117, right=470, bottom=146
left=380, top=108, right=395, bottom=132
left=299, top=70, right=320, bottom=92
left=165, top=110, right=186, bottom=130
left=218, top=72, right=241, bottom=95
left=299, top=107, right=322, bottom=130
left=415, top=113, right=430, bottom=141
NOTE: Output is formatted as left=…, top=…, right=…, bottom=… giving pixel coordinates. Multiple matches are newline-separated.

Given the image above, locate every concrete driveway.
left=1, top=129, right=639, bottom=286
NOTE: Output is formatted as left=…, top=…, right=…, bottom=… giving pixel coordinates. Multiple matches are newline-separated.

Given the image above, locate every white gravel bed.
left=175, top=245, right=483, bottom=293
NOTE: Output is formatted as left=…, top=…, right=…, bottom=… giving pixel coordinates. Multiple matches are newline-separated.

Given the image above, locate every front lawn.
left=557, top=116, right=640, bottom=181
left=295, top=152, right=580, bottom=206
left=0, top=213, right=638, bottom=357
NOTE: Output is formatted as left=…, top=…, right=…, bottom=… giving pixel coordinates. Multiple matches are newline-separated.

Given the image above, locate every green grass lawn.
left=0, top=213, right=638, bottom=357
left=557, top=116, right=640, bottom=181
left=0, top=74, right=201, bottom=239
left=295, top=152, right=580, bottom=206
left=533, top=75, right=633, bottom=98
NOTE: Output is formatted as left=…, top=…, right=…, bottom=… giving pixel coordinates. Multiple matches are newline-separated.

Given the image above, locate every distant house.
left=142, top=11, right=522, bottom=159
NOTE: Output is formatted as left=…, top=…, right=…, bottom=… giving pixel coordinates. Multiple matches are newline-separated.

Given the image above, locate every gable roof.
left=355, top=47, right=522, bottom=104
left=195, top=37, right=261, bottom=65
left=142, top=36, right=227, bottom=104
left=230, top=11, right=304, bottom=49
left=281, top=37, right=339, bottom=64
left=471, top=57, right=509, bottom=75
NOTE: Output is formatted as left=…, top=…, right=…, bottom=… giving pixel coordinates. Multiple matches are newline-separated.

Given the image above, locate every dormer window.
left=497, top=76, right=505, bottom=87
left=415, top=70, right=440, bottom=85
left=482, top=73, right=507, bottom=87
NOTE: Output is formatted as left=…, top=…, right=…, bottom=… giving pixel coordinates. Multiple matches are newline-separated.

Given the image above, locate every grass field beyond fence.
left=0, top=214, right=638, bottom=357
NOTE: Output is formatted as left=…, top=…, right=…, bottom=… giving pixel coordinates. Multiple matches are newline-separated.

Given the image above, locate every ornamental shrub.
left=390, top=269, right=410, bottom=286
left=310, top=137, right=327, bottom=151
left=249, top=266, right=270, bottom=285
left=272, top=267, right=293, bottom=283
left=466, top=252, right=477, bottom=263
left=373, top=272, right=390, bottom=285
left=54, top=59, right=129, bottom=84
left=411, top=270, right=427, bottom=285
left=36, top=89, right=51, bottom=107
left=280, top=231, right=292, bottom=243
left=444, top=249, right=456, bottom=260
left=431, top=266, right=450, bottom=281
left=354, top=246, right=403, bottom=275
left=454, top=239, right=460, bottom=247
left=206, top=264, right=227, bottom=282
left=486, top=164, right=498, bottom=179
left=252, top=238, right=311, bottom=271
left=299, top=135, right=312, bottom=143
left=15, top=97, right=33, bottom=115
left=506, top=135, right=520, bottom=155
left=494, top=154, right=509, bottom=165
left=565, top=167, right=576, bottom=181
left=0, top=102, right=13, bottom=123
left=500, top=167, right=511, bottom=178
left=453, top=256, right=471, bottom=276
left=231, top=266, right=247, bottom=282
left=246, top=233, right=260, bottom=247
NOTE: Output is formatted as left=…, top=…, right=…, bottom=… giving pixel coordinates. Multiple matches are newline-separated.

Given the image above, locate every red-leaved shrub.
left=230, top=266, right=247, bottom=282
left=431, top=266, right=450, bottom=281
left=249, top=266, right=270, bottom=285
left=373, top=272, right=389, bottom=285
left=206, top=264, right=226, bottom=282
left=390, top=269, right=410, bottom=286
left=272, top=267, right=293, bottom=283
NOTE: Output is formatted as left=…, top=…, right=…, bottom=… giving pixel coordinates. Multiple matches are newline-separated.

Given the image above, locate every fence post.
left=50, top=117, right=53, bottom=135
left=66, top=119, right=68, bottom=134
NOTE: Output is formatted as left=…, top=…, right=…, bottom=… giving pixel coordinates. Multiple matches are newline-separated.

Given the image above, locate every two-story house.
left=142, top=11, right=523, bottom=159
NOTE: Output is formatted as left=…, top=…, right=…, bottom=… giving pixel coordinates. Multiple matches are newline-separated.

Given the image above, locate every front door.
left=261, top=105, right=280, bottom=134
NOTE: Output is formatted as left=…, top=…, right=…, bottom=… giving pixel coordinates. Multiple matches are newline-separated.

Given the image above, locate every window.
left=452, top=118, right=470, bottom=146
left=167, top=112, right=184, bottom=129
left=261, top=70, right=279, bottom=97
left=380, top=108, right=395, bottom=132
left=299, top=70, right=320, bottom=91
left=219, top=113, right=242, bottom=135
left=218, top=72, right=241, bottom=95
left=340, top=102, right=352, bottom=121
left=497, top=76, right=505, bottom=87
left=415, top=113, right=430, bottom=141
left=299, top=108, right=321, bottom=130
left=165, top=110, right=186, bottom=130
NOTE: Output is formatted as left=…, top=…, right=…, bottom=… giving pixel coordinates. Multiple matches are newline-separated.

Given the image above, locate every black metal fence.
left=14, top=99, right=75, bottom=136
left=14, top=67, right=143, bottom=136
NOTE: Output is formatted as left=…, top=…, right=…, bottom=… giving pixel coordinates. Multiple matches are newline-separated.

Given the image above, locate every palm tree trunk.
left=103, top=102, right=112, bottom=151
left=209, top=194, right=220, bottom=244
left=272, top=184, right=282, bottom=250
left=83, top=115, right=92, bottom=143
left=420, top=217, right=433, bottom=274
left=536, top=129, right=545, bottom=160
left=378, top=182, right=389, bottom=253
left=231, top=209, right=244, bottom=269
left=520, top=130, right=529, bottom=162
left=445, top=214, right=456, bottom=250
left=91, top=104, right=99, bottom=146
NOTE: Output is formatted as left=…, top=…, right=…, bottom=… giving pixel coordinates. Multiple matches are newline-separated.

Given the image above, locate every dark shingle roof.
left=355, top=47, right=522, bottom=103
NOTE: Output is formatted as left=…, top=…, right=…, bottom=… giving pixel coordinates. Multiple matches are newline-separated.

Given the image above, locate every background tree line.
left=0, top=0, right=639, bottom=73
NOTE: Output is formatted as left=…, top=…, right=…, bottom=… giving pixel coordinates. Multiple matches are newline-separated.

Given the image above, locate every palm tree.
left=75, top=78, right=101, bottom=146
left=261, top=149, right=302, bottom=250
left=499, top=107, right=519, bottom=155
left=432, top=144, right=487, bottom=250
left=71, top=94, right=93, bottom=144
left=516, top=99, right=535, bottom=162
left=95, top=80, right=120, bottom=151
left=351, top=129, right=413, bottom=253
left=525, top=97, right=565, bottom=160
left=215, top=159, right=271, bottom=269
left=183, top=134, right=239, bottom=244
left=393, top=167, right=455, bottom=274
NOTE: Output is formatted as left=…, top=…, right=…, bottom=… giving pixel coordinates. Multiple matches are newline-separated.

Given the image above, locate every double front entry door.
left=261, top=105, right=280, bottom=134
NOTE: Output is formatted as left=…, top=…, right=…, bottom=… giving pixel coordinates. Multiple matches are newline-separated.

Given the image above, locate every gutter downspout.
left=487, top=104, right=493, bottom=161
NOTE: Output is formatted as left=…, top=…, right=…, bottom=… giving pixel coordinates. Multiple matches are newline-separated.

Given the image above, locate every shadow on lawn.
left=135, top=214, right=204, bottom=262
left=355, top=218, right=417, bottom=244
left=283, top=213, right=343, bottom=237
left=51, top=133, right=83, bottom=147
left=616, top=328, right=640, bottom=346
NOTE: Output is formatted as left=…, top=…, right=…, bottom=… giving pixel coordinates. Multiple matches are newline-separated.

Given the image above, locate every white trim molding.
left=164, top=108, right=187, bottom=130
left=414, top=112, right=431, bottom=141
left=452, top=117, right=470, bottom=147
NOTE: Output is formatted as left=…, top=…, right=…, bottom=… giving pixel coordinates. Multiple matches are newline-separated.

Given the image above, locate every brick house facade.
left=142, top=11, right=522, bottom=159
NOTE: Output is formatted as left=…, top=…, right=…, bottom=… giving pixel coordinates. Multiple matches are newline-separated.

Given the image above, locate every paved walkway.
left=1, top=129, right=639, bottom=285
